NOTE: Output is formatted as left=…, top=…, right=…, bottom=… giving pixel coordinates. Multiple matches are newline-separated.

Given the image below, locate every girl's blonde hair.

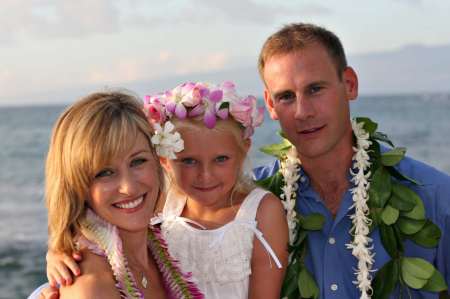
left=46, top=91, right=163, bottom=253
left=171, top=117, right=255, bottom=195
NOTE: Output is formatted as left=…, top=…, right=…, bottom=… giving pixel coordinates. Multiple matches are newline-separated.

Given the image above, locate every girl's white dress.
left=156, top=187, right=282, bottom=299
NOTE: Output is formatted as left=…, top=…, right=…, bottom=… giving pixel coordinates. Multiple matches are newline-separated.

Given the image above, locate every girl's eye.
left=215, top=155, right=229, bottom=163
left=181, top=158, right=196, bottom=165
left=275, top=91, right=296, bottom=103
left=130, top=158, right=147, bottom=167
left=94, top=169, right=114, bottom=179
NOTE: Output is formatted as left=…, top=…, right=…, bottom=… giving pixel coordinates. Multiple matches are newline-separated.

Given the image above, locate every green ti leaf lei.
left=256, top=117, right=447, bottom=299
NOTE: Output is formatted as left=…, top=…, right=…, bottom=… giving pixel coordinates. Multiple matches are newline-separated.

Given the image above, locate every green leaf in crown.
left=256, top=117, right=447, bottom=299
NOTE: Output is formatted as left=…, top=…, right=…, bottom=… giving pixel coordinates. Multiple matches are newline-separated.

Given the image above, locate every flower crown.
left=144, top=81, right=264, bottom=159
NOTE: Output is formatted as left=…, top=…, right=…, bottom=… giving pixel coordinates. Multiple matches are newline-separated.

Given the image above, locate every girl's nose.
left=197, top=164, right=213, bottom=182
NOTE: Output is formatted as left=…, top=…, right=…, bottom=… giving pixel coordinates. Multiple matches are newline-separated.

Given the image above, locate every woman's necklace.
left=141, top=274, right=148, bottom=289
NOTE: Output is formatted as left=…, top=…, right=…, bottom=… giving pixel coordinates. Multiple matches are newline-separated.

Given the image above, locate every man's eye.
left=131, top=158, right=147, bottom=167
left=215, top=155, right=229, bottom=163
left=275, top=91, right=296, bottom=102
left=308, top=85, right=323, bottom=95
left=181, top=158, right=196, bottom=165
left=95, top=169, right=114, bottom=178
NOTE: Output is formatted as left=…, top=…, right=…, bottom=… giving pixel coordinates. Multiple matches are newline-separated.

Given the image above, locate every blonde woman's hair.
left=171, top=118, right=255, bottom=195
left=46, top=90, right=163, bottom=253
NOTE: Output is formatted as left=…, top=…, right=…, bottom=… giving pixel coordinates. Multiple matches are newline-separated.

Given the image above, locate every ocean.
left=1, top=94, right=450, bottom=298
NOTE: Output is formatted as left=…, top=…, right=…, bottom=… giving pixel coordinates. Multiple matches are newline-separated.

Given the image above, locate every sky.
left=1, top=0, right=450, bottom=106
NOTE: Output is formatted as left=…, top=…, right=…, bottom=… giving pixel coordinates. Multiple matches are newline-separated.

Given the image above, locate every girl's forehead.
left=178, top=128, right=242, bottom=155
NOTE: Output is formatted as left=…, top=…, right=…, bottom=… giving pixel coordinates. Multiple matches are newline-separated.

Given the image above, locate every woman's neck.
left=119, top=229, right=150, bottom=267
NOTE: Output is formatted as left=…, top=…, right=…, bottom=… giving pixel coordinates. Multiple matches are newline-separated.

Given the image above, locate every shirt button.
left=330, top=284, right=338, bottom=291
left=328, top=237, right=336, bottom=245
left=300, top=176, right=306, bottom=183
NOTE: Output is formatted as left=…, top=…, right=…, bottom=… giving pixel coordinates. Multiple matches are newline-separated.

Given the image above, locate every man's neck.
left=299, top=136, right=354, bottom=215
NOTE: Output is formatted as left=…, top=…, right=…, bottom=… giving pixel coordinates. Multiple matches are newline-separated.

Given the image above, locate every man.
left=254, top=23, right=450, bottom=298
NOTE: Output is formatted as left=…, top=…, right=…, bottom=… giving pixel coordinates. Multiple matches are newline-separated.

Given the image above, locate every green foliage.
left=381, top=147, right=406, bottom=166
left=401, top=257, right=436, bottom=289
left=408, top=221, right=441, bottom=248
left=372, top=131, right=395, bottom=147
left=355, top=117, right=378, bottom=134
left=298, top=267, right=319, bottom=299
left=381, top=205, right=399, bottom=225
left=259, top=138, right=292, bottom=159
left=389, top=183, right=417, bottom=211
left=255, top=172, right=284, bottom=198
left=372, top=259, right=399, bottom=299
left=370, top=166, right=392, bottom=208
left=299, top=213, right=325, bottom=231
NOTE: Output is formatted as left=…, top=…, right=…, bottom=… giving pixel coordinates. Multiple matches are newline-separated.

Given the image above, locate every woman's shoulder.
left=59, top=250, right=119, bottom=299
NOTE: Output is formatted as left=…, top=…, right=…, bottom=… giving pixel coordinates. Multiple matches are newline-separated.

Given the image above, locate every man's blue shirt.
left=254, top=155, right=450, bottom=298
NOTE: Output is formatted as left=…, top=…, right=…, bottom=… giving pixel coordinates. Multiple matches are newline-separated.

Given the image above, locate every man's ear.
left=343, top=67, right=358, bottom=101
left=263, top=89, right=279, bottom=120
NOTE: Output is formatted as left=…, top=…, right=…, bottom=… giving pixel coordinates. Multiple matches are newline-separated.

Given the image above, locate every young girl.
left=44, top=82, right=289, bottom=298
left=29, top=91, right=202, bottom=299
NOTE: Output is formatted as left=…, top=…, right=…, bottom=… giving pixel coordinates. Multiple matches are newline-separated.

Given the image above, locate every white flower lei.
left=279, top=147, right=301, bottom=246
left=279, top=120, right=374, bottom=298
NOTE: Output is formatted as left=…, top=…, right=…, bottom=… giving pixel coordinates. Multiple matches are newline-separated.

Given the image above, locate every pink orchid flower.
left=165, top=82, right=197, bottom=119
left=230, top=95, right=264, bottom=138
left=203, top=88, right=223, bottom=128
left=144, top=95, right=166, bottom=124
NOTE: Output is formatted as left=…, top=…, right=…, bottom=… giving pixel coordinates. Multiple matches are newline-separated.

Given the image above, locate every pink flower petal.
left=188, top=104, right=205, bottom=117
left=222, top=81, right=235, bottom=89
left=175, top=103, right=187, bottom=119
left=254, top=107, right=265, bottom=126
left=209, top=90, right=223, bottom=102
left=203, top=109, right=217, bottom=128
left=216, top=108, right=229, bottom=120
left=165, top=101, right=176, bottom=114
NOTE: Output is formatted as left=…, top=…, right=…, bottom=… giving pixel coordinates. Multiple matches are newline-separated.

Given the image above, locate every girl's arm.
left=46, top=249, right=82, bottom=287
left=249, top=193, right=289, bottom=299
left=58, top=250, right=120, bottom=299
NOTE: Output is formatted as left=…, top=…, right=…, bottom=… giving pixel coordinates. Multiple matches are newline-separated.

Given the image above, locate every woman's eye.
left=215, top=155, right=229, bottom=163
left=95, top=169, right=114, bottom=178
left=130, top=158, right=147, bottom=167
left=181, top=158, right=196, bottom=165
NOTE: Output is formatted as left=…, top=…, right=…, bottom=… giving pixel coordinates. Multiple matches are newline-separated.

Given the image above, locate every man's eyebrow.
left=305, top=80, right=328, bottom=88
left=272, top=89, right=295, bottom=99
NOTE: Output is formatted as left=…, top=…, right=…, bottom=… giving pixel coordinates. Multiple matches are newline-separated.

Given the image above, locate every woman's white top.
left=155, top=187, right=282, bottom=299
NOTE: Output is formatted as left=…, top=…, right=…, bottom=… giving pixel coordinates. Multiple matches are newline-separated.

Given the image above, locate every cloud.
left=174, top=52, right=229, bottom=75
left=393, top=0, right=422, bottom=5
left=0, top=0, right=124, bottom=44
left=125, top=0, right=329, bottom=28
left=188, top=0, right=330, bottom=25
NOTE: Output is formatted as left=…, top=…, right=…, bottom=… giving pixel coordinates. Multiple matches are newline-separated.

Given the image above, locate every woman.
left=29, top=91, right=202, bottom=298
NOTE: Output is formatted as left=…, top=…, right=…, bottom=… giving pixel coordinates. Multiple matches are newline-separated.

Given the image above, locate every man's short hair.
left=258, top=23, right=348, bottom=81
